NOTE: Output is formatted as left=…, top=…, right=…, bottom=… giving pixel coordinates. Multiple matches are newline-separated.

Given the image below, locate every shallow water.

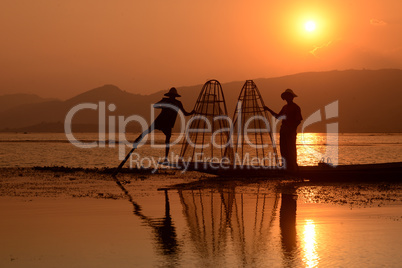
left=1, top=179, right=401, bottom=268
left=1, top=132, right=401, bottom=267
left=0, top=133, right=401, bottom=168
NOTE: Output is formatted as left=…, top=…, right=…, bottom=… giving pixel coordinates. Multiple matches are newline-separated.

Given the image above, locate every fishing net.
left=180, top=80, right=234, bottom=163
left=227, top=80, right=279, bottom=166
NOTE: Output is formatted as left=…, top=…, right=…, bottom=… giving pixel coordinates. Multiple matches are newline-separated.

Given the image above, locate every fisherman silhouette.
left=113, top=87, right=194, bottom=175
left=264, top=89, right=302, bottom=172
left=132, top=87, right=194, bottom=161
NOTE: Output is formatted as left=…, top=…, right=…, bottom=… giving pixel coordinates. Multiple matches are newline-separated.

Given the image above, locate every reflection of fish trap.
left=227, top=80, right=279, bottom=166
left=178, top=187, right=279, bottom=265
left=180, top=80, right=234, bottom=162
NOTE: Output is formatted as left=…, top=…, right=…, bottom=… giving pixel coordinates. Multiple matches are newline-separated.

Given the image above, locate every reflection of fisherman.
left=279, top=186, right=297, bottom=256
left=133, top=87, right=194, bottom=160
left=112, top=177, right=180, bottom=257
left=153, top=190, right=179, bottom=256
left=264, top=89, right=302, bottom=171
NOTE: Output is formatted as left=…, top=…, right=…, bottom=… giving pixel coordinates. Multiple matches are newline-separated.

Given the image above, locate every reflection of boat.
left=178, top=187, right=279, bottom=266
left=167, top=161, right=402, bottom=181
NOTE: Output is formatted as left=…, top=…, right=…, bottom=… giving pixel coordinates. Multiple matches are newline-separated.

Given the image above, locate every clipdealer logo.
left=63, top=100, right=339, bottom=169
left=300, top=100, right=339, bottom=166
left=63, top=101, right=186, bottom=160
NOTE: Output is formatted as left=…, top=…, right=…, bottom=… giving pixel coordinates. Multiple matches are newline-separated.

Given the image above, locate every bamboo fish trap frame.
left=227, top=80, right=279, bottom=166
left=180, top=80, right=234, bottom=163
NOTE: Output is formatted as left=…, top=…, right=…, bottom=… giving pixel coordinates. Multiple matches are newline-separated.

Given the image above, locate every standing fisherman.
left=133, top=87, right=194, bottom=161
left=114, top=87, right=194, bottom=175
left=264, top=89, right=302, bottom=171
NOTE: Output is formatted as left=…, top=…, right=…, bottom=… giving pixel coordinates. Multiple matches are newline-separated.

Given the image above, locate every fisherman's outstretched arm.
left=263, top=106, right=280, bottom=118
left=181, top=108, right=195, bottom=116
left=179, top=102, right=195, bottom=116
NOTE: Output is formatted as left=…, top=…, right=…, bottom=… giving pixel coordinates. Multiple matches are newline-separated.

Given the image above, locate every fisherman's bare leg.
left=164, top=132, right=172, bottom=160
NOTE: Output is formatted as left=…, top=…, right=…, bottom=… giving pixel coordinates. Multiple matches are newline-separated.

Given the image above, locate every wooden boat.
left=165, top=161, right=402, bottom=181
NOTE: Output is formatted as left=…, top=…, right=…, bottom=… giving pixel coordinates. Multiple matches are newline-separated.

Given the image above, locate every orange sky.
left=1, top=0, right=401, bottom=99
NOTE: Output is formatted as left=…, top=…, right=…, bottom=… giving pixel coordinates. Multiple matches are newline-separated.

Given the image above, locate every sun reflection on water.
left=298, top=133, right=329, bottom=166
left=302, top=219, right=319, bottom=268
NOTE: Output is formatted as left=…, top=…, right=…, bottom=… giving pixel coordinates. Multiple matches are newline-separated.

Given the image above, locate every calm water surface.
left=1, top=132, right=401, bottom=267
left=0, top=133, right=401, bottom=167
left=1, top=181, right=401, bottom=268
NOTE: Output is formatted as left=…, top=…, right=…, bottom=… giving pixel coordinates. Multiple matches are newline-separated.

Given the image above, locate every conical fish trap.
left=228, top=80, right=279, bottom=166
left=180, top=80, right=233, bottom=163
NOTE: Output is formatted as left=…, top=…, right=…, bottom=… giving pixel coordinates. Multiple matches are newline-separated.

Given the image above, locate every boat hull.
left=168, top=161, right=402, bottom=181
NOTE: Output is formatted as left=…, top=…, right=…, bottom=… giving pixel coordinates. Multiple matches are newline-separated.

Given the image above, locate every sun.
left=304, top=20, right=316, bottom=32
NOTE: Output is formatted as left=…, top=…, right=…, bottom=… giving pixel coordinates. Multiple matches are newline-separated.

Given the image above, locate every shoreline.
left=1, top=167, right=401, bottom=207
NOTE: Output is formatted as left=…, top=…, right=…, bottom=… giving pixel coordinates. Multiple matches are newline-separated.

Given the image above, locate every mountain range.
left=1, top=69, right=401, bottom=133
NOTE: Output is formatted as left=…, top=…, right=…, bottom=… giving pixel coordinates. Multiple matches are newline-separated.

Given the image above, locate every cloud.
left=309, top=41, right=334, bottom=57
left=370, top=18, right=387, bottom=26
left=307, top=40, right=402, bottom=70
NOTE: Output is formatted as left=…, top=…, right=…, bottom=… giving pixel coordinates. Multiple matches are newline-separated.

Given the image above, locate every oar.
left=112, top=147, right=136, bottom=176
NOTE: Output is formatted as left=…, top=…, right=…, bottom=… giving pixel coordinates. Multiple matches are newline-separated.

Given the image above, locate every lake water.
left=0, top=132, right=401, bottom=168
left=1, top=132, right=401, bottom=267
left=0, top=179, right=401, bottom=268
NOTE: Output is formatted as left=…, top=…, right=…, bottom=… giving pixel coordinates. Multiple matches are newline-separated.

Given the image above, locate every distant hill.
left=0, top=84, right=159, bottom=132
left=0, top=93, right=57, bottom=113
left=0, top=69, right=401, bottom=133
